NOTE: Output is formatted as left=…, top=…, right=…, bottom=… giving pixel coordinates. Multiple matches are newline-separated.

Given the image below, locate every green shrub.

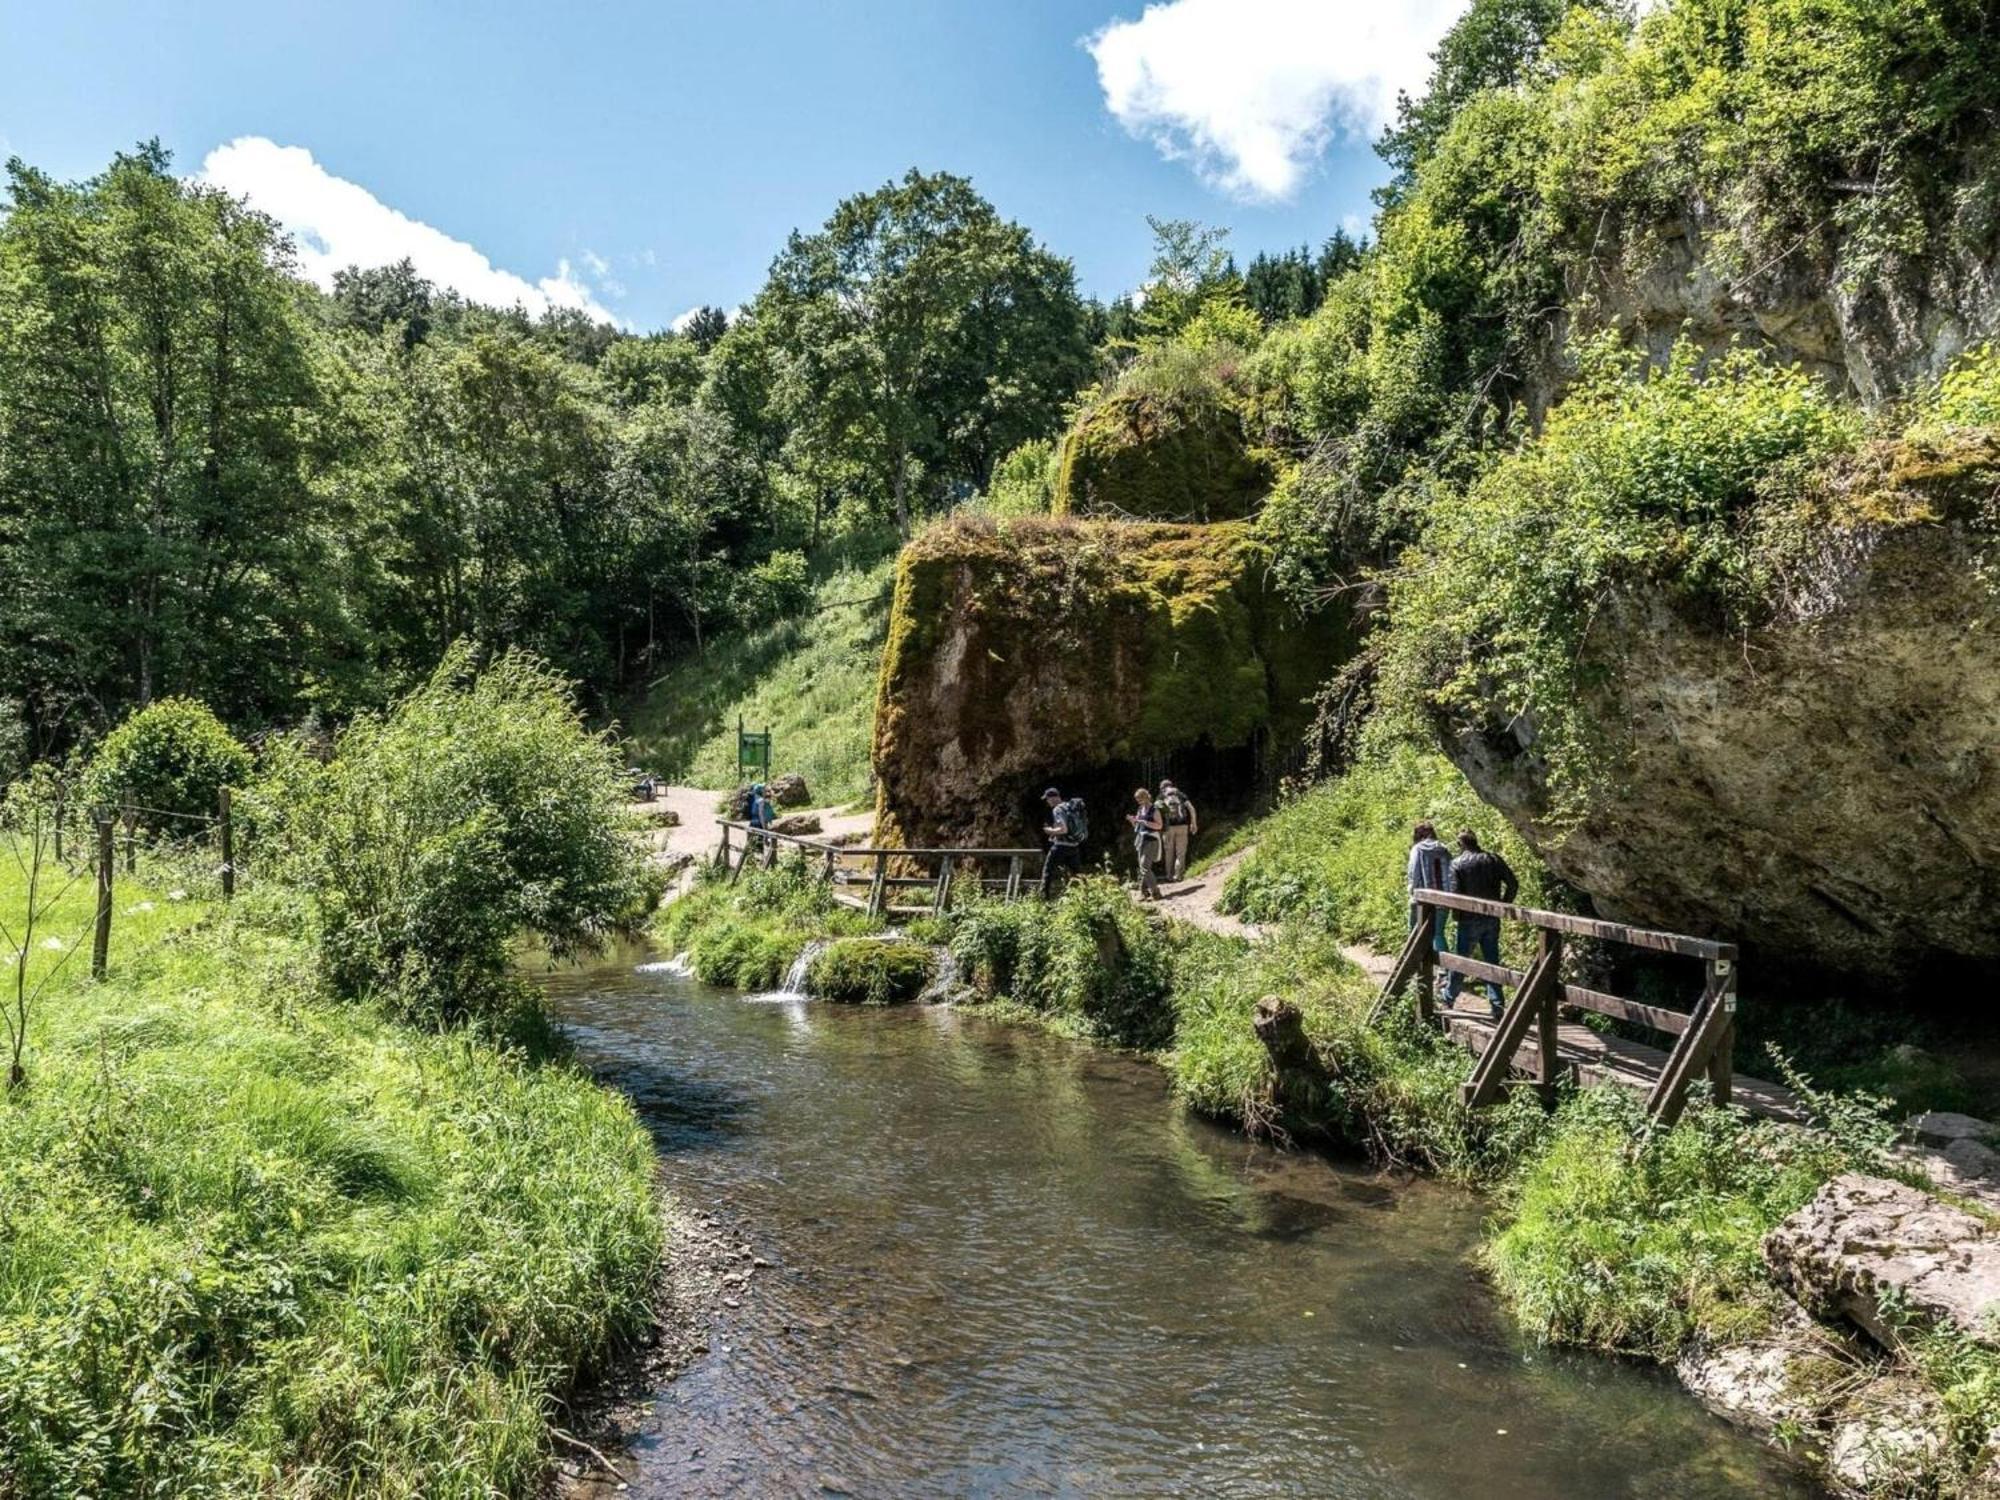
left=80, top=696, right=251, bottom=826
left=983, top=437, right=1058, bottom=517
left=287, top=647, right=646, bottom=1024
left=1381, top=338, right=1860, bottom=818
left=654, top=862, right=870, bottom=989
left=947, top=877, right=1173, bottom=1047
left=1488, top=1089, right=1855, bottom=1355
left=739, top=548, right=812, bottom=624
left=1926, top=341, right=2000, bottom=431
left=808, top=938, right=934, bottom=1004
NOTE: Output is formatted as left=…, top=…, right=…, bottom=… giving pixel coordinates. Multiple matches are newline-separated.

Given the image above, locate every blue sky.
left=0, top=0, right=1466, bottom=331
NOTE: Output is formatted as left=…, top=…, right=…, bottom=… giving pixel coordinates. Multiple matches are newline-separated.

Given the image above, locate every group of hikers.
left=1038, top=780, right=1198, bottom=900
left=1406, top=821, right=1520, bottom=1013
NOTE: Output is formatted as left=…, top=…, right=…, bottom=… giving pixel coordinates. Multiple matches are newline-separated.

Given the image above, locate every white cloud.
left=1087, top=0, right=1469, bottom=201
left=198, top=137, right=622, bottom=323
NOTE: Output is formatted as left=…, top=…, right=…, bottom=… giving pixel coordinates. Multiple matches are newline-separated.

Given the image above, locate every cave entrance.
left=1012, top=735, right=1273, bottom=874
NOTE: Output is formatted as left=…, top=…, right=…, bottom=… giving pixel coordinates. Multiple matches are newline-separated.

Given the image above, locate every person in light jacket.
left=1406, top=820, right=1452, bottom=954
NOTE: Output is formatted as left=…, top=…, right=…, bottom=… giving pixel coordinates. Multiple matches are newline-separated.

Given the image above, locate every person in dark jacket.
left=1039, top=787, right=1083, bottom=898
left=1446, top=830, right=1518, bottom=1010
left=1406, top=821, right=1452, bottom=954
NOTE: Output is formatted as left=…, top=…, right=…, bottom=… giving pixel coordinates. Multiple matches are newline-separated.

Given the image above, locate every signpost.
left=737, top=718, right=772, bottom=783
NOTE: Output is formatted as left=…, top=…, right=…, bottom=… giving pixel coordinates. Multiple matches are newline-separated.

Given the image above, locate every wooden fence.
left=714, top=820, right=1044, bottom=919
left=1372, top=889, right=1746, bottom=1126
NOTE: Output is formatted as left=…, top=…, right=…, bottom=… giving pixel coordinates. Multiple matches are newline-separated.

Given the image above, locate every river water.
left=544, top=953, right=1816, bottom=1499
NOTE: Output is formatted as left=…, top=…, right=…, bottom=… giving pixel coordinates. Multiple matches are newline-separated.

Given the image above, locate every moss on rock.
left=807, top=938, right=935, bottom=1005
left=871, top=515, right=1355, bottom=848
left=1053, top=388, right=1275, bottom=521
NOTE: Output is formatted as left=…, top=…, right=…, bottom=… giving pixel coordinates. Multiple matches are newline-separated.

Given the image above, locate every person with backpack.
left=1039, top=786, right=1086, bottom=898
left=1406, top=820, right=1452, bottom=954
left=1158, top=779, right=1198, bottom=882
left=1127, top=788, right=1164, bottom=900
left=1445, top=829, right=1519, bottom=1012
left=748, top=782, right=777, bottom=866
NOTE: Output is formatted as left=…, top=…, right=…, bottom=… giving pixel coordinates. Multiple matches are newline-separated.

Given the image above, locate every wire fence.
left=4, top=784, right=244, bottom=984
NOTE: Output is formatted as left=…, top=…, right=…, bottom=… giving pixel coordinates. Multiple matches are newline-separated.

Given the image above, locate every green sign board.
left=737, top=718, right=772, bottom=781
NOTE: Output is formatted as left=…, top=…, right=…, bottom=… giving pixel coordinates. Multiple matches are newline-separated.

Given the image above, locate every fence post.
left=92, top=817, right=114, bottom=980
left=1005, top=855, right=1023, bottom=901
left=866, top=852, right=888, bottom=918
left=218, top=787, right=235, bottom=899
left=1416, top=903, right=1437, bottom=1024
left=122, top=796, right=137, bottom=874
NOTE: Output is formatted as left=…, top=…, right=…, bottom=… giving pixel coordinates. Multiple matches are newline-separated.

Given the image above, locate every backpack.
left=1063, top=796, right=1089, bottom=844
left=1161, top=790, right=1189, bottom=826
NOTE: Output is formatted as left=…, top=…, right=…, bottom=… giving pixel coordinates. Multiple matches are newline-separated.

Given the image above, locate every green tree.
left=331, top=257, right=434, bottom=347
left=680, top=304, right=730, bottom=352
left=0, top=143, right=344, bottom=740
left=1136, top=216, right=1239, bottom=340
left=754, top=170, right=1092, bottom=532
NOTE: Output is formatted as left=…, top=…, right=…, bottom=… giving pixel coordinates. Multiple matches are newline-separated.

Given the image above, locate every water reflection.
left=544, top=955, right=1819, bottom=1499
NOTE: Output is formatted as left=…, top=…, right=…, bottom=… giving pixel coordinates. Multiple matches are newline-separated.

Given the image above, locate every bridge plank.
left=1413, top=890, right=1733, bottom=960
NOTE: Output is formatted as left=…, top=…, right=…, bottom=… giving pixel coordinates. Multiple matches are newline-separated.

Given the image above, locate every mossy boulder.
left=807, top=938, right=935, bottom=1005
left=871, top=516, right=1355, bottom=849
left=1053, top=389, right=1275, bottom=522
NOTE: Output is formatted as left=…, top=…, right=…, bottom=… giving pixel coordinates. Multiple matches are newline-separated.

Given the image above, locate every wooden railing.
left=714, top=821, right=1044, bottom=918
left=1371, top=889, right=1738, bottom=1126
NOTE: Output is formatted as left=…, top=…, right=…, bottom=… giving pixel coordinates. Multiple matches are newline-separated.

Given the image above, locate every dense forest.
left=0, top=155, right=1103, bottom=762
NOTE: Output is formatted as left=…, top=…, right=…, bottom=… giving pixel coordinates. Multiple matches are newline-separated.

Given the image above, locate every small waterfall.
left=918, top=945, right=959, bottom=1005
left=743, top=939, right=831, bottom=1003
left=779, top=939, right=828, bottom=997
left=636, top=950, right=695, bottom=977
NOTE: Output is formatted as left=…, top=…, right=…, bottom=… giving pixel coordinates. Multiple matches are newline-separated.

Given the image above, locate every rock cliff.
left=1445, top=436, right=2000, bottom=987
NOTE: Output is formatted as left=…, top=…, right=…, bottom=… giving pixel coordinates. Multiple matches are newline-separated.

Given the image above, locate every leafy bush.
left=79, top=696, right=251, bottom=825
left=808, top=938, right=934, bottom=1004
left=1926, top=341, right=2000, bottom=431
left=1381, top=338, right=1859, bottom=817
left=947, top=877, right=1174, bottom=1047
left=654, top=861, right=870, bottom=989
left=739, top=548, right=812, bottom=624
left=984, top=437, right=1058, bottom=516
left=287, top=647, right=646, bottom=1023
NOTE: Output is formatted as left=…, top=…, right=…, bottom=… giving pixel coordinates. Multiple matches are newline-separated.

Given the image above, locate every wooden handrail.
left=1393, top=892, right=1741, bottom=1125
left=715, top=820, right=1041, bottom=860
left=1411, top=888, right=1735, bottom=961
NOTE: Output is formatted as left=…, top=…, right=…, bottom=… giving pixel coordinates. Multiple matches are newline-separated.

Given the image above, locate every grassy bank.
left=0, top=860, right=662, bottom=1499
left=622, top=537, right=897, bottom=804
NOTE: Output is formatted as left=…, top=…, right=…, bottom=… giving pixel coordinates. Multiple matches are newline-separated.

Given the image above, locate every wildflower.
left=40, top=936, right=63, bottom=951
left=167, top=888, right=188, bottom=902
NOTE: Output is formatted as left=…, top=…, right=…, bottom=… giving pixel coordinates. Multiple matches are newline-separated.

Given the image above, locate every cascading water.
left=636, top=951, right=695, bottom=977
left=917, top=944, right=959, bottom=1004
left=745, top=939, right=829, bottom=1002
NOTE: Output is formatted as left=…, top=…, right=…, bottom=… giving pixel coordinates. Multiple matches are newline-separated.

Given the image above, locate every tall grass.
left=0, top=854, right=661, bottom=1498
left=623, top=536, right=898, bottom=803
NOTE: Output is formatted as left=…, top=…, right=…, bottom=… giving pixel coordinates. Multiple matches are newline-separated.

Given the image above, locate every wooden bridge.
left=714, top=820, right=1044, bottom=919
left=1371, top=890, right=1802, bottom=1126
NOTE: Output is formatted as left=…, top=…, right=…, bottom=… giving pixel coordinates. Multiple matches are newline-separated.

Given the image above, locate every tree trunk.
left=891, top=459, right=910, bottom=538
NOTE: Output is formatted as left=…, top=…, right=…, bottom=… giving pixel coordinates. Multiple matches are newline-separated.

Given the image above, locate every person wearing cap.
left=749, top=782, right=776, bottom=865
left=1039, top=786, right=1083, bottom=898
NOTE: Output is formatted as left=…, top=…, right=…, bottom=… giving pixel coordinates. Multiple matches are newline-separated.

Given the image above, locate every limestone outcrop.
left=1445, top=440, right=2000, bottom=986
left=871, top=516, right=1351, bottom=849
left=1763, top=1173, right=2000, bottom=1349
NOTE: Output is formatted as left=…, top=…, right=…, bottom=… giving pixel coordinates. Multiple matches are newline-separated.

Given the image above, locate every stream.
left=543, top=950, right=1819, bottom=1499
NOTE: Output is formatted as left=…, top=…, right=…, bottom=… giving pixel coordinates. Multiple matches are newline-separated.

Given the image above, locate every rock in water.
left=1763, top=1172, right=2000, bottom=1348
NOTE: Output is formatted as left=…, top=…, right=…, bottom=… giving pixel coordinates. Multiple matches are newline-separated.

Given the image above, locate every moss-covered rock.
left=1053, top=388, right=1275, bottom=522
left=807, top=938, right=934, bottom=1005
left=871, top=515, right=1355, bottom=849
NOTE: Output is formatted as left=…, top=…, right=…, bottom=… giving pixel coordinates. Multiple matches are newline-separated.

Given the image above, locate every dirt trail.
left=638, top=786, right=875, bottom=865
left=1148, top=844, right=1395, bottom=983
